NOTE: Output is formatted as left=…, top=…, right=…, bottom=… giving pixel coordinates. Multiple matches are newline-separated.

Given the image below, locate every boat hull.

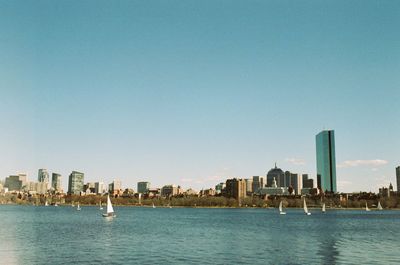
left=102, top=213, right=116, bottom=218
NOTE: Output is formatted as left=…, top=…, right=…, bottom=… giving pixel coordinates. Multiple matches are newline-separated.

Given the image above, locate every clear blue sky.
left=1, top=0, right=399, bottom=192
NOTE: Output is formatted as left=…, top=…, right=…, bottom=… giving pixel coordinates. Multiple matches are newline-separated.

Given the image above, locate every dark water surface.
left=0, top=205, right=399, bottom=264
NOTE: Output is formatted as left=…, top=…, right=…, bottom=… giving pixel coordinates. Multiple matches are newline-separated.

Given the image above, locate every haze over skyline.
left=1, top=0, right=399, bottom=192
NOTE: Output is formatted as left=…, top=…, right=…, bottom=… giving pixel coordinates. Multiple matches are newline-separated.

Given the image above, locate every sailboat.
left=322, top=203, right=326, bottom=213
left=365, top=202, right=370, bottom=212
left=99, top=201, right=103, bottom=210
left=152, top=203, right=156, bottom=209
left=45, top=200, right=49, bottom=207
left=77, top=203, right=81, bottom=211
left=303, top=198, right=311, bottom=215
left=54, top=202, right=59, bottom=207
left=102, top=195, right=116, bottom=217
left=279, top=201, right=286, bottom=215
left=377, top=201, right=383, bottom=210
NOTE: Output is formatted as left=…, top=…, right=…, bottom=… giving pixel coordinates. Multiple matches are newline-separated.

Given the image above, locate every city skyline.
left=1, top=1, right=399, bottom=192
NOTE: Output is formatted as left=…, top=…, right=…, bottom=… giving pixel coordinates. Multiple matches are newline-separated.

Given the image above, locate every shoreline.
left=1, top=203, right=398, bottom=210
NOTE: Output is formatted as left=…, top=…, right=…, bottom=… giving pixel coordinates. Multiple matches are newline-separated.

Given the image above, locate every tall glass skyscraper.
left=316, top=130, right=337, bottom=193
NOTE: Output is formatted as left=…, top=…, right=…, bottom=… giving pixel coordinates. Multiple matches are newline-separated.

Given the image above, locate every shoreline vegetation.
left=1, top=193, right=399, bottom=209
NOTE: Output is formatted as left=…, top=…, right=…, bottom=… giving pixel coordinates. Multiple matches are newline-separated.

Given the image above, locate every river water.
left=0, top=205, right=399, bottom=264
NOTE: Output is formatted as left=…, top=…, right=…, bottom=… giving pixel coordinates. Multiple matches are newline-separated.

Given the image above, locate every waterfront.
left=0, top=206, right=399, bottom=264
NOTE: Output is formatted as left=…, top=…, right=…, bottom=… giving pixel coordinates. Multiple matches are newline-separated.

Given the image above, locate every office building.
left=25, top=181, right=47, bottom=194
left=245, top=178, right=253, bottom=194
left=4, top=174, right=27, bottom=191
left=51, top=173, right=62, bottom=193
left=252, top=176, right=265, bottom=192
left=199, top=188, right=216, bottom=196
left=316, top=130, right=337, bottom=193
left=302, top=174, right=314, bottom=189
left=137, top=181, right=151, bottom=194
left=84, top=182, right=96, bottom=194
left=109, top=180, right=122, bottom=195
left=215, top=182, right=225, bottom=194
left=289, top=172, right=302, bottom=195
left=396, top=166, right=400, bottom=192
left=68, top=171, right=84, bottom=195
left=266, top=164, right=284, bottom=187
left=38, top=169, right=50, bottom=190
left=161, top=185, right=182, bottom=197
left=224, top=178, right=247, bottom=201
left=95, top=182, right=105, bottom=194
left=256, top=177, right=289, bottom=196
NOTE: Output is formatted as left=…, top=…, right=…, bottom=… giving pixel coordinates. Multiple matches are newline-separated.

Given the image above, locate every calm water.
left=0, top=205, right=399, bottom=264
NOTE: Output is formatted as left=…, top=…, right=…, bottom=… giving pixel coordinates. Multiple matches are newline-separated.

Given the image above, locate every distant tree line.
left=1, top=192, right=399, bottom=209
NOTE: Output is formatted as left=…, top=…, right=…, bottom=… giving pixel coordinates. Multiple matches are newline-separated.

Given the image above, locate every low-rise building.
left=301, top=188, right=319, bottom=196
left=84, top=182, right=96, bottom=194
left=147, top=188, right=161, bottom=198
left=161, top=185, right=182, bottom=197
left=184, top=188, right=198, bottom=196
left=200, top=188, right=216, bottom=197
left=256, top=177, right=289, bottom=196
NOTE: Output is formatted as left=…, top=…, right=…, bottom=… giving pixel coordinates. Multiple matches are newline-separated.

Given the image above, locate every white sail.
left=45, top=200, right=48, bottom=206
left=365, top=202, right=370, bottom=211
left=77, top=203, right=81, bottom=211
left=322, top=203, right=326, bottom=213
left=279, top=201, right=286, bottom=215
left=377, top=201, right=383, bottom=210
left=107, top=195, right=114, bottom=214
left=99, top=201, right=103, bottom=210
left=304, top=198, right=311, bottom=215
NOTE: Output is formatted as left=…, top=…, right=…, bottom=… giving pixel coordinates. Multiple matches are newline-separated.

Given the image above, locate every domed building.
left=266, top=163, right=285, bottom=187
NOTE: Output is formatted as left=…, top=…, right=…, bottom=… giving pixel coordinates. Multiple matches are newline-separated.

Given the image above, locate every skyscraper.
left=316, top=130, right=337, bottom=193
left=396, top=166, right=400, bottom=192
left=68, top=171, right=84, bottom=195
left=51, top=173, right=62, bottom=192
left=38, top=169, right=50, bottom=190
